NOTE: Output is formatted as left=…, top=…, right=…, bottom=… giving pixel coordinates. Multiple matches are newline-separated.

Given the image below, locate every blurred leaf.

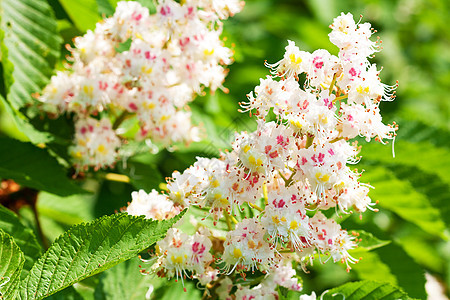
left=0, top=229, right=25, bottom=299
left=37, top=192, right=97, bottom=226
left=306, top=0, right=339, bottom=25
left=0, top=0, right=62, bottom=109
left=384, top=163, right=450, bottom=231
left=58, top=0, right=100, bottom=32
left=118, top=160, right=163, bottom=192
left=323, top=280, right=412, bottom=300
left=278, top=287, right=302, bottom=299
left=361, top=166, right=446, bottom=239
left=94, top=180, right=134, bottom=218
left=115, top=38, right=132, bottom=53
left=352, top=230, right=391, bottom=251
left=93, top=256, right=152, bottom=300
left=396, top=118, right=450, bottom=149
left=350, top=250, right=397, bottom=285
left=376, top=243, right=426, bottom=299
left=362, top=140, right=450, bottom=186
left=0, top=205, right=42, bottom=279
left=151, top=280, right=202, bottom=300
left=46, top=286, right=84, bottom=300
left=0, top=95, right=53, bottom=144
left=18, top=211, right=185, bottom=299
left=395, top=225, right=445, bottom=273
left=0, top=137, right=86, bottom=196
left=96, top=0, right=115, bottom=16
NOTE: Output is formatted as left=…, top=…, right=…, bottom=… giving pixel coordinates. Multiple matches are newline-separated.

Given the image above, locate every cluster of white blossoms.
left=38, top=0, right=243, bottom=170
left=126, top=12, right=398, bottom=298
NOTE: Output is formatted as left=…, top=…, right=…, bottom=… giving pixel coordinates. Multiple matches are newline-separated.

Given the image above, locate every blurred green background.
left=0, top=0, right=449, bottom=298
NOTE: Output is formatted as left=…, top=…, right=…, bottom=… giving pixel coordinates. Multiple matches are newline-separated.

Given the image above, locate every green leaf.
left=114, top=38, right=132, bottom=53
left=352, top=230, right=391, bottom=251
left=306, top=0, right=338, bottom=25
left=0, top=95, right=53, bottom=144
left=362, top=140, right=450, bottom=186
left=383, top=163, right=450, bottom=231
left=46, top=286, right=84, bottom=300
left=37, top=192, right=96, bottom=226
left=375, top=243, right=426, bottom=299
left=323, top=280, right=412, bottom=300
left=95, top=0, right=116, bottom=16
left=117, top=160, right=163, bottom=192
left=151, top=280, right=202, bottom=300
left=278, top=289, right=303, bottom=300
left=0, top=137, right=86, bottom=196
left=350, top=251, right=397, bottom=285
left=0, top=229, right=25, bottom=299
left=395, top=225, right=445, bottom=273
left=93, top=256, right=153, bottom=300
left=18, top=211, right=185, bottom=300
left=0, top=0, right=62, bottom=109
left=0, top=205, right=42, bottom=279
left=58, top=0, right=100, bottom=32
left=361, top=166, right=446, bottom=239
left=395, top=118, right=450, bottom=149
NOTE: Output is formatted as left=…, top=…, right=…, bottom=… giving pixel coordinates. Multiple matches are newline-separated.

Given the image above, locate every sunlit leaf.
left=352, top=230, right=391, bottom=251
left=58, top=0, right=100, bottom=32
left=361, top=166, right=446, bottom=239
left=0, top=205, right=42, bottom=279
left=18, top=211, right=185, bottom=299
left=0, top=0, right=62, bottom=109
left=0, top=229, right=25, bottom=299
left=323, top=280, right=412, bottom=300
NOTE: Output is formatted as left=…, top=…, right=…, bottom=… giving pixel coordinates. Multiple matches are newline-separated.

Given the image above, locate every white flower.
left=300, top=292, right=317, bottom=300
left=222, top=218, right=273, bottom=274
left=38, top=0, right=242, bottom=169
left=126, top=189, right=180, bottom=220
left=69, top=117, right=121, bottom=170
left=154, top=228, right=213, bottom=286
left=309, top=212, right=357, bottom=270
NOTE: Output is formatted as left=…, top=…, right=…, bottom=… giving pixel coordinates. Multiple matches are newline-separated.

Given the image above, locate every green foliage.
left=57, top=0, right=101, bottom=32
left=361, top=165, right=446, bottom=239
left=375, top=243, right=427, bottom=299
left=0, top=0, right=62, bottom=109
left=0, top=205, right=42, bottom=279
left=0, top=95, right=53, bottom=144
left=352, top=230, right=391, bottom=251
left=0, top=137, right=85, bottom=196
left=94, top=256, right=153, bottom=300
left=18, top=211, right=185, bottom=299
left=323, top=280, right=412, bottom=300
left=0, top=0, right=448, bottom=298
left=0, top=230, right=25, bottom=299
left=350, top=251, right=398, bottom=286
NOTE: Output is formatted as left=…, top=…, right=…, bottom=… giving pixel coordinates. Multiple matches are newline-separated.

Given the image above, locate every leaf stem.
left=305, top=134, right=314, bottom=149
left=285, top=171, right=297, bottom=186
left=31, top=201, right=49, bottom=250
left=263, top=183, right=268, bottom=205
left=329, top=73, right=338, bottom=96
left=334, top=94, right=348, bottom=102
left=104, top=173, right=130, bottom=183
left=278, top=249, right=294, bottom=253
left=224, top=212, right=233, bottom=230
left=112, top=111, right=132, bottom=130
left=278, top=171, right=289, bottom=182
left=330, top=137, right=345, bottom=143
left=19, top=188, right=49, bottom=250
left=248, top=202, right=264, bottom=212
